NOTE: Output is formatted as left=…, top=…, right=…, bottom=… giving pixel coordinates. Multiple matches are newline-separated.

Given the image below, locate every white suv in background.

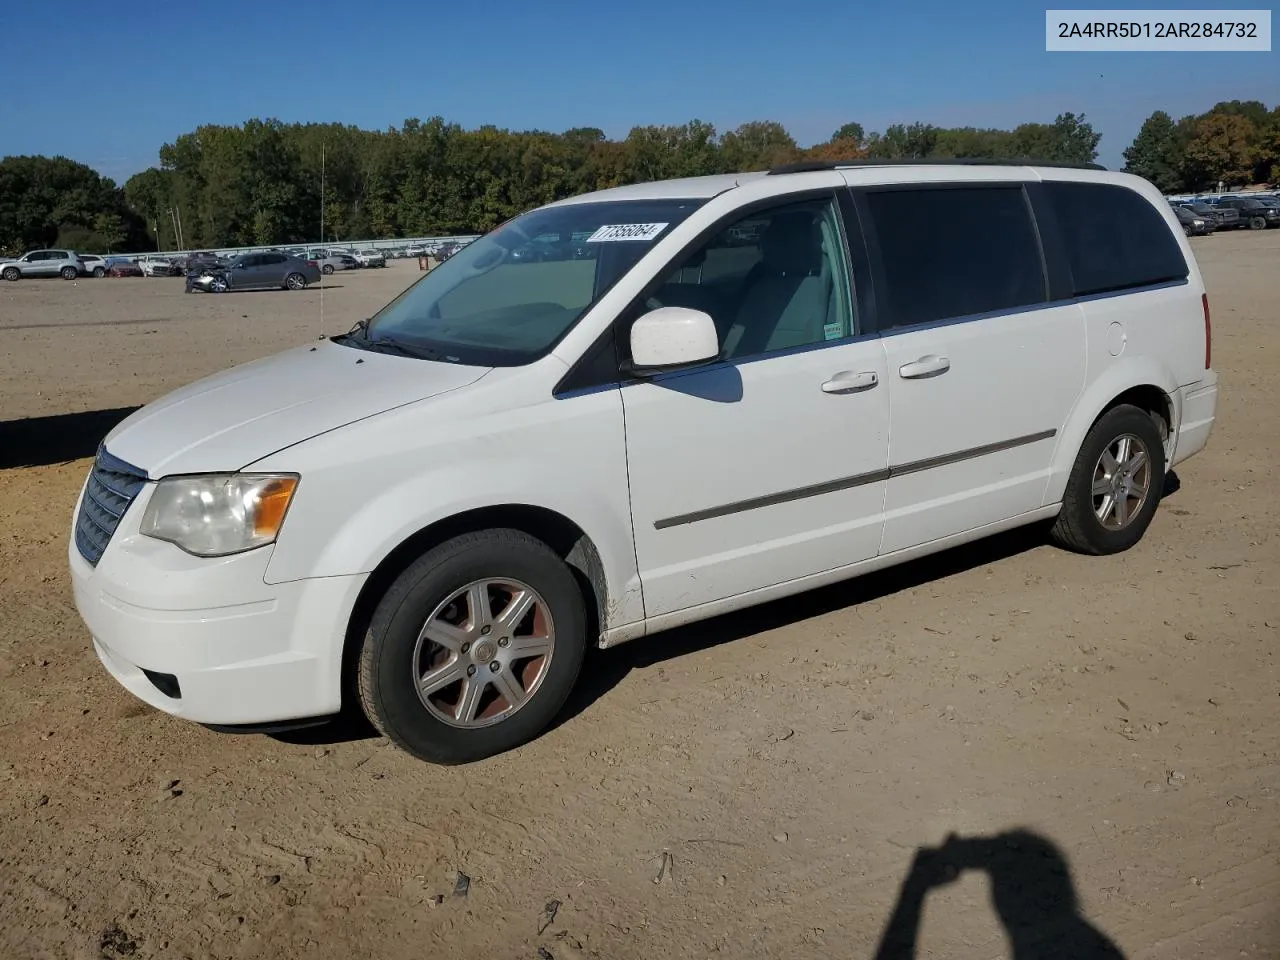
left=70, top=161, right=1218, bottom=765
left=1, top=249, right=87, bottom=280
left=353, top=249, right=387, bottom=268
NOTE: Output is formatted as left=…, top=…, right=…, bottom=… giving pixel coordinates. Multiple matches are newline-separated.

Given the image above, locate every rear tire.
left=321, top=264, right=334, bottom=275
left=60, top=266, right=78, bottom=280
left=357, top=529, right=587, bottom=764
left=1051, top=404, right=1166, bottom=556
left=285, top=272, right=307, bottom=290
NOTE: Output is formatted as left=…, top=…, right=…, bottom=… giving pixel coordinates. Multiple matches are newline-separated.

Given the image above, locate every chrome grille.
left=74, top=448, right=148, bottom=566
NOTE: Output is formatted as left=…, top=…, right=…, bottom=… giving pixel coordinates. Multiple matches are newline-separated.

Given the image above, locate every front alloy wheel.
left=413, top=579, right=555, bottom=728
left=358, top=529, right=587, bottom=764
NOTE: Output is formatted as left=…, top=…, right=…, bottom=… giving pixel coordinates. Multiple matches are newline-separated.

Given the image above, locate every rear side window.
left=1045, top=182, right=1188, bottom=297
left=865, top=185, right=1047, bottom=330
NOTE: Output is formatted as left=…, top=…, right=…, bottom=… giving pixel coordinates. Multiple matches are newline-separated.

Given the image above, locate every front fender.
left=255, top=382, right=645, bottom=630
left=1042, top=356, right=1180, bottom=506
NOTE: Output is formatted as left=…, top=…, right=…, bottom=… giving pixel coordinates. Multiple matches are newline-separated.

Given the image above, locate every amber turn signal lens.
left=252, top=477, right=298, bottom=537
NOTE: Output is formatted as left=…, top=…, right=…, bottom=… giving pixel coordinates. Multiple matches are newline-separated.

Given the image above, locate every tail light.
left=1202, top=292, right=1212, bottom=369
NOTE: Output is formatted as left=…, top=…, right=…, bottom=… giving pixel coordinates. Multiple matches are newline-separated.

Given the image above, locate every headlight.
left=1193, top=219, right=1205, bottom=226
left=140, top=474, right=299, bottom=557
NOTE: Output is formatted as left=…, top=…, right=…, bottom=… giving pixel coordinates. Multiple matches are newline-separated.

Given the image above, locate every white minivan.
left=69, top=161, right=1219, bottom=764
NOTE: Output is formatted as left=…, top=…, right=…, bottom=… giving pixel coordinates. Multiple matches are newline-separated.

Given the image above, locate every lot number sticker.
left=586, top=223, right=669, bottom=243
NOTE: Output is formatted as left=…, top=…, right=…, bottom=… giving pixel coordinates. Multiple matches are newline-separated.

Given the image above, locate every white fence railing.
left=129, top=235, right=481, bottom=261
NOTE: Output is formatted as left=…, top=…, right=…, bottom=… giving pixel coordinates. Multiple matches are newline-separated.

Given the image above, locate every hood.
left=103, top=340, right=489, bottom=476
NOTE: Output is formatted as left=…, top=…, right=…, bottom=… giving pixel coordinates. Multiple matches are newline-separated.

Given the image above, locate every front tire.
left=92, top=266, right=106, bottom=278
left=1, top=267, right=18, bottom=282
left=358, top=529, right=587, bottom=764
left=1249, top=216, right=1266, bottom=230
left=1051, top=404, right=1166, bottom=555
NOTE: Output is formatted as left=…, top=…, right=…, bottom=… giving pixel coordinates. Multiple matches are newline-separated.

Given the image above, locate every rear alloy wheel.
left=285, top=272, right=307, bottom=290
left=321, top=264, right=334, bottom=275
left=358, top=529, right=587, bottom=764
left=1051, top=404, right=1166, bottom=555
left=60, top=266, right=78, bottom=280
left=1, top=267, right=18, bottom=282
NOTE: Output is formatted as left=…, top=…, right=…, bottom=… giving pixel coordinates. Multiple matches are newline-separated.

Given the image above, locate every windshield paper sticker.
left=585, top=223, right=669, bottom=243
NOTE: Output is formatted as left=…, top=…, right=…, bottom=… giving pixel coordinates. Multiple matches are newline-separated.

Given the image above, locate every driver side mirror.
left=628, top=306, right=720, bottom=375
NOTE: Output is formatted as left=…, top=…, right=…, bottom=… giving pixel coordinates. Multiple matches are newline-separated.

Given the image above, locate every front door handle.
left=899, top=354, right=951, bottom=379
left=821, top=370, right=879, bottom=394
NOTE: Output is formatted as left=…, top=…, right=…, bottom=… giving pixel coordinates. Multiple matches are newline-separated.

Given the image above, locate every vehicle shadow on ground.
left=562, top=470, right=1185, bottom=726
left=0, top=407, right=141, bottom=469
left=557, top=522, right=1051, bottom=726
left=873, top=829, right=1126, bottom=959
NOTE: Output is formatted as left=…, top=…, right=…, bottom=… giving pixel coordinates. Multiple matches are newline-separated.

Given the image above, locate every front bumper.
left=68, top=482, right=367, bottom=726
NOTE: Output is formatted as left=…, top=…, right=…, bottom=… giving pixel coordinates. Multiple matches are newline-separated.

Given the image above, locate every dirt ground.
left=0, top=241, right=1277, bottom=960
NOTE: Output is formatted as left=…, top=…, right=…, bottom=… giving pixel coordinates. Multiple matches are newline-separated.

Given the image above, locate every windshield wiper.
left=334, top=318, right=370, bottom=341
left=332, top=318, right=451, bottom=361
left=363, top=336, right=447, bottom=360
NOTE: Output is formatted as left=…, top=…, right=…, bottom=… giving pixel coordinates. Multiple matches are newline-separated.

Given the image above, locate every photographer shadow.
left=874, top=830, right=1125, bottom=960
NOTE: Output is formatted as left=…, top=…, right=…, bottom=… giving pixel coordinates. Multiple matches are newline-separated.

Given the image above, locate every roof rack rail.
left=766, top=158, right=1108, bottom=175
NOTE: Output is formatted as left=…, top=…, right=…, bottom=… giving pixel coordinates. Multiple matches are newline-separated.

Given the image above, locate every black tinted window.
left=1045, top=182, right=1187, bottom=297
left=262, top=254, right=286, bottom=265
left=866, top=186, right=1046, bottom=329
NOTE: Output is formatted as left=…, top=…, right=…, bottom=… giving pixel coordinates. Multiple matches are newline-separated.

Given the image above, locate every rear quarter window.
left=1045, top=182, right=1188, bottom=297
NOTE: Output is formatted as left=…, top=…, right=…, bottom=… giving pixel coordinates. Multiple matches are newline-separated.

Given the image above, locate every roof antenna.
left=318, top=141, right=325, bottom=340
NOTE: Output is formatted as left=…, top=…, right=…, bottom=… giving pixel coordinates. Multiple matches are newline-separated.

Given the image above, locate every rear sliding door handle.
left=821, top=370, right=879, bottom=394
left=899, top=355, right=951, bottom=379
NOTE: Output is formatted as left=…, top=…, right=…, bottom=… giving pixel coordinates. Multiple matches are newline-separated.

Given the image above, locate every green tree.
left=1010, top=112, right=1101, bottom=164
left=832, top=122, right=865, bottom=148
left=0, top=155, right=144, bottom=254
left=718, top=121, right=798, bottom=171
left=1122, top=111, right=1183, bottom=192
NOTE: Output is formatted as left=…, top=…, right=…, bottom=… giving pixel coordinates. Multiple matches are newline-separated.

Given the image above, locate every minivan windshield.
left=346, top=198, right=705, bottom=366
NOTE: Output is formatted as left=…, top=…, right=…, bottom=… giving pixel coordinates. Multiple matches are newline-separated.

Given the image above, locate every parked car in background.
left=354, top=249, right=387, bottom=268
left=1211, top=196, right=1280, bottom=229
left=305, top=250, right=357, bottom=274
left=1, top=249, right=86, bottom=281
left=1173, top=206, right=1215, bottom=237
left=140, top=256, right=183, bottom=277
left=105, top=260, right=144, bottom=278
left=1175, top=202, right=1241, bottom=230
left=79, top=254, right=108, bottom=277
left=404, top=244, right=427, bottom=258
left=190, top=252, right=321, bottom=292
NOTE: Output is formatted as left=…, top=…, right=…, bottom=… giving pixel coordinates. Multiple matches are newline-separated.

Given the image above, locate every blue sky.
left=0, top=0, right=1276, bottom=183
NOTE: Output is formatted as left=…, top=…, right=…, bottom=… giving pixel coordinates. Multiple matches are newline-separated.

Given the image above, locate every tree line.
left=1122, top=100, right=1280, bottom=194
left=0, top=100, right=1275, bottom=255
